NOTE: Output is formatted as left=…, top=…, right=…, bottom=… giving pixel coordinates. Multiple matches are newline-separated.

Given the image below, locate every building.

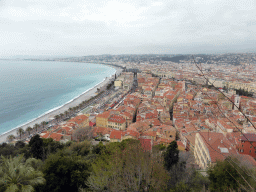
left=194, top=132, right=237, bottom=169
left=107, top=115, right=126, bottom=130
left=238, top=133, right=256, bottom=158
left=96, top=111, right=111, bottom=127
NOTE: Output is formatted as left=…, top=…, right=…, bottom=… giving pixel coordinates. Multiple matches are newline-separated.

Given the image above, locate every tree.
left=0, top=154, right=45, bottom=192
left=34, top=124, right=40, bottom=133
left=40, top=150, right=91, bottom=192
left=16, top=128, right=24, bottom=140
left=64, top=111, right=69, bottom=118
left=54, top=115, right=60, bottom=123
left=41, top=138, right=65, bottom=160
left=26, top=127, right=33, bottom=136
left=163, top=141, right=179, bottom=171
left=86, top=139, right=169, bottom=191
left=41, top=121, right=47, bottom=130
left=15, top=141, right=25, bottom=149
left=72, top=126, right=93, bottom=142
left=29, top=135, right=44, bottom=160
left=207, top=156, right=256, bottom=191
left=6, top=134, right=15, bottom=143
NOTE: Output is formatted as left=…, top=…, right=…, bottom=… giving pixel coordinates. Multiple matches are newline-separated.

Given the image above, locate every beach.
left=0, top=65, right=123, bottom=144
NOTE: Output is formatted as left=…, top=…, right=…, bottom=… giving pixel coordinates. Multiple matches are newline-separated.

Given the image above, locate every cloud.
left=0, top=0, right=256, bottom=57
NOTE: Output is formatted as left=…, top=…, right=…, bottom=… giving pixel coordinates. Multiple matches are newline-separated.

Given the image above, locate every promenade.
left=0, top=66, right=123, bottom=144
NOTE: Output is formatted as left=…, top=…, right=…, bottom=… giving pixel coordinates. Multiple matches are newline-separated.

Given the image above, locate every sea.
left=0, top=60, right=116, bottom=135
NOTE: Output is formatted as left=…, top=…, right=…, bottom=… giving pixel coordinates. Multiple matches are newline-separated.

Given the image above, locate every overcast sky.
left=0, top=0, right=256, bottom=57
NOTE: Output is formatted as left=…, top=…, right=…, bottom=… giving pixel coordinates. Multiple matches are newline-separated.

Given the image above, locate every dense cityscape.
left=1, top=53, right=255, bottom=191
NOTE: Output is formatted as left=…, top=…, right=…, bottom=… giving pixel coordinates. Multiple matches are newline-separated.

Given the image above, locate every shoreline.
left=0, top=63, right=123, bottom=144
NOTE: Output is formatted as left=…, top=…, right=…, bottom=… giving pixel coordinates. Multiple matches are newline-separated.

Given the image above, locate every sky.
left=0, top=0, right=256, bottom=58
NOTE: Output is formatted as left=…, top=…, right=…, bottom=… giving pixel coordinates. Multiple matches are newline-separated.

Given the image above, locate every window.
left=242, top=141, right=245, bottom=143
left=242, top=145, right=244, bottom=148
left=249, top=150, right=251, bottom=153
left=240, top=149, right=244, bottom=153
left=250, top=145, right=252, bottom=148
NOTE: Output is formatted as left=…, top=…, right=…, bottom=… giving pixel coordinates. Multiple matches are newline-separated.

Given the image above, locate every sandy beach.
left=0, top=65, right=123, bottom=144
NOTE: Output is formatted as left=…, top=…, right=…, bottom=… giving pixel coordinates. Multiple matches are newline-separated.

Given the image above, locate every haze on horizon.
left=0, top=0, right=256, bottom=58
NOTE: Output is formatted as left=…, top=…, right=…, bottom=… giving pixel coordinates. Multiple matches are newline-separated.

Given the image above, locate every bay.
left=0, top=60, right=116, bottom=135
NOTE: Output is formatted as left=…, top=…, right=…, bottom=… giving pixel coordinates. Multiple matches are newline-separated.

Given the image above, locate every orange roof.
left=110, top=130, right=124, bottom=140
left=68, top=114, right=88, bottom=125
left=49, top=133, right=64, bottom=141
left=108, top=115, right=126, bottom=124
left=93, top=127, right=112, bottom=137
left=96, top=111, right=111, bottom=119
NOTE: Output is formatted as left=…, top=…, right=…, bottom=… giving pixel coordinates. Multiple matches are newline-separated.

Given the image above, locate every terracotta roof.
left=68, top=114, right=88, bottom=125
left=108, top=115, right=126, bottom=124
left=49, top=133, right=64, bottom=141
left=198, top=132, right=238, bottom=163
left=93, top=127, right=112, bottom=137
left=110, top=130, right=123, bottom=140
left=240, top=133, right=256, bottom=142
left=97, top=111, right=111, bottom=119
left=89, top=121, right=96, bottom=127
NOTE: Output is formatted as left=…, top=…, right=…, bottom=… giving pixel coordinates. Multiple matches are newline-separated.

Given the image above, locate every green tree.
left=39, top=150, right=91, bottom=192
left=86, top=139, right=169, bottom=191
left=207, top=156, right=256, bottom=191
left=163, top=141, right=179, bottom=171
left=41, top=138, right=65, bottom=160
left=33, top=124, right=40, bottom=133
left=29, top=135, right=43, bottom=160
left=26, top=127, right=33, bottom=136
left=15, top=141, right=25, bottom=149
left=54, top=115, right=60, bottom=123
left=41, top=121, right=47, bottom=130
left=92, top=141, right=106, bottom=155
left=16, top=128, right=24, bottom=140
left=0, top=154, right=45, bottom=192
left=64, top=111, right=69, bottom=118
left=6, top=134, right=16, bottom=143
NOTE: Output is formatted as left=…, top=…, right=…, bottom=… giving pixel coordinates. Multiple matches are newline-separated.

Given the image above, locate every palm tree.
left=41, top=121, right=47, bottom=130
left=7, top=134, right=16, bottom=143
left=34, top=124, right=40, bottom=133
left=68, top=108, right=73, bottom=116
left=60, top=113, right=64, bottom=120
left=16, top=128, right=24, bottom=140
left=26, top=127, right=33, bottom=136
left=0, top=154, right=45, bottom=192
left=54, top=115, right=60, bottom=123
left=64, top=111, right=69, bottom=118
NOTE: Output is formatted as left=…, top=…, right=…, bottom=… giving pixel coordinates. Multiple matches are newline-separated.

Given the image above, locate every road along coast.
left=0, top=65, right=123, bottom=144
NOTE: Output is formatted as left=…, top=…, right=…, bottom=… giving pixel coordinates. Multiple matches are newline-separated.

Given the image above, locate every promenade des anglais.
left=1, top=0, right=256, bottom=191
left=1, top=54, right=256, bottom=191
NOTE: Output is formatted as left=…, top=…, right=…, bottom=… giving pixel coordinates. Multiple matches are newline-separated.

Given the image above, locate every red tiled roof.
left=68, top=114, right=88, bottom=125
left=110, top=130, right=123, bottom=140
left=240, top=133, right=256, bottom=142
left=108, top=115, right=126, bottom=124
left=97, top=111, right=111, bottom=119
left=49, top=133, right=64, bottom=141
left=89, top=121, right=96, bottom=127
left=93, top=127, right=112, bottom=137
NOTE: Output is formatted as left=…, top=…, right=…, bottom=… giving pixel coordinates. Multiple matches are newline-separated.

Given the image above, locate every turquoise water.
left=0, top=60, right=116, bottom=135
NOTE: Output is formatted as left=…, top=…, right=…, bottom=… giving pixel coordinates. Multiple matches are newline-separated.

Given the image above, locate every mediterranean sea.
left=0, top=60, right=116, bottom=135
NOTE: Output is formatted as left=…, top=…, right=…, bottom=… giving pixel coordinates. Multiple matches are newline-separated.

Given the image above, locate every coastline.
left=0, top=64, right=123, bottom=144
